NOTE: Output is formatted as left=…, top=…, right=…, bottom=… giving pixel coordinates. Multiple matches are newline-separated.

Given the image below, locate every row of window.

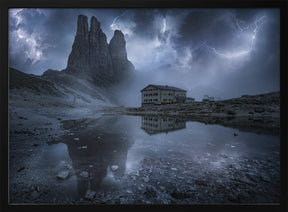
left=144, top=93, right=174, bottom=96
left=144, top=93, right=158, bottom=97
left=143, top=123, right=173, bottom=128
left=143, top=118, right=173, bottom=122
left=144, top=99, right=158, bottom=102
left=143, top=98, right=174, bottom=102
left=144, top=117, right=158, bottom=121
left=163, top=99, right=172, bottom=102
left=143, top=123, right=158, bottom=127
left=163, top=118, right=173, bottom=122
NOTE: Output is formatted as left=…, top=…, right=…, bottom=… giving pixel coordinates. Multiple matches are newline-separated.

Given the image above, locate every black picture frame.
left=1, top=0, right=287, bottom=211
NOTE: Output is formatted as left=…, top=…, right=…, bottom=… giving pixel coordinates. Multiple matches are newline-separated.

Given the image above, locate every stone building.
left=141, top=84, right=187, bottom=106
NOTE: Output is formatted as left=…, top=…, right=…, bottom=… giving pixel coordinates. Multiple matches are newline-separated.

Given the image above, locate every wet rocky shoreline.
left=100, top=91, right=280, bottom=135
left=8, top=91, right=280, bottom=205
left=10, top=153, right=280, bottom=204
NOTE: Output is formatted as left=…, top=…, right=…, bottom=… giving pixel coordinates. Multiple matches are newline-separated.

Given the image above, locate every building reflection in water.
left=141, top=115, right=186, bottom=135
left=58, top=117, right=134, bottom=199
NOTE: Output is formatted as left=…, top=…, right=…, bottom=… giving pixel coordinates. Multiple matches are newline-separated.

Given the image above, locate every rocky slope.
left=9, top=14, right=135, bottom=117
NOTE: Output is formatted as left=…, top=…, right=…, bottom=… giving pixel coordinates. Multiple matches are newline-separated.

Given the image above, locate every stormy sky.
left=9, top=8, right=280, bottom=101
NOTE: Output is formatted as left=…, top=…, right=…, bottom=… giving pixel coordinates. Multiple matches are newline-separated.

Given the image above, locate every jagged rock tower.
left=64, top=14, right=134, bottom=85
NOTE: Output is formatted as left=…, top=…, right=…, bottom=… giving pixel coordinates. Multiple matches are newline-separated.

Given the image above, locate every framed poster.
left=1, top=0, right=287, bottom=211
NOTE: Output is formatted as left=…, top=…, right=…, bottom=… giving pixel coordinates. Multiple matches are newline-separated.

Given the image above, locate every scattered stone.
left=85, top=190, right=96, bottom=200
left=66, top=164, right=73, bottom=170
left=56, top=171, right=70, bottom=180
left=111, top=165, right=119, bottom=171
left=80, top=171, right=89, bottom=178
left=73, top=138, right=80, bottom=141
left=171, top=167, right=178, bottom=171
left=143, top=176, right=150, bottom=183
left=77, top=146, right=88, bottom=149
left=144, top=186, right=157, bottom=198
left=126, top=189, right=133, bottom=194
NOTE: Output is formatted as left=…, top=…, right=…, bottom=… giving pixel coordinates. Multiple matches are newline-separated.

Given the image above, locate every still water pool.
left=37, top=115, right=280, bottom=203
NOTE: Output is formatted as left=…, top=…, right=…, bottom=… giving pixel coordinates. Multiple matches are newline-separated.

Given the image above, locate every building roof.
left=141, top=84, right=187, bottom=92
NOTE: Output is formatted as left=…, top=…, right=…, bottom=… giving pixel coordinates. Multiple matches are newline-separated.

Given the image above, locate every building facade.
left=141, top=84, right=187, bottom=105
left=141, top=115, right=186, bottom=135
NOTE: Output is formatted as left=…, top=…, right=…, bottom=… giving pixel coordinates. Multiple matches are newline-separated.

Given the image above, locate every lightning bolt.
left=204, top=16, right=266, bottom=59
left=110, top=10, right=128, bottom=30
left=162, top=17, right=166, bottom=33
left=250, top=16, right=265, bottom=49
left=236, top=19, right=249, bottom=32
left=202, top=42, right=251, bottom=59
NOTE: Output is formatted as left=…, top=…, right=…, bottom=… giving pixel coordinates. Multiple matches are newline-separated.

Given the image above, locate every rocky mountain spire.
left=109, top=30, right=134, bottom=80
left=64, top=14, right=134, bottom=86
left=76, top=14, right=89, bottom=38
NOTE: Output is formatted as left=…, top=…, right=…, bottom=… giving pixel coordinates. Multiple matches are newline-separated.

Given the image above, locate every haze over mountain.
left=9, top=9, right=280, bottom=103
left=10, top=14, right=135, bottom=107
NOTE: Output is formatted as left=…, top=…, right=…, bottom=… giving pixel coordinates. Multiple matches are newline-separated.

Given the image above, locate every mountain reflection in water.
left=44, top=115, right=280, bottom=203
left=56, top=117, right=134, bottom=198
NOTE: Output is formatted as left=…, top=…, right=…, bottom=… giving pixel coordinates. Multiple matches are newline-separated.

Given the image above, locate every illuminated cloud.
left=8, top=8, right=279, bottom=100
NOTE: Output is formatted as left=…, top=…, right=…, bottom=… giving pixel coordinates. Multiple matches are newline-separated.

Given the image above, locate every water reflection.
left=141, top=115, right=186, bottom=135
left=44, top=115, right=279, bottom=203
left=57, top=117, right=134, bottom=198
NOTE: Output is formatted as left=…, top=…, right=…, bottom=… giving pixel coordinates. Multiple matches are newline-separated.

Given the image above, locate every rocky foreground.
left=15, top=155, right=278, bottom=205
left=101, top=91, right=280, bottom=135
left=9, top=89, right=280, bottom=204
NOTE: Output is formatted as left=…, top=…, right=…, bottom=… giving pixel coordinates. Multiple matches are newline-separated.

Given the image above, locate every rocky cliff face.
left=109, top=30, right=134, bottom=81
left=64, top=14, right=134, bottom=86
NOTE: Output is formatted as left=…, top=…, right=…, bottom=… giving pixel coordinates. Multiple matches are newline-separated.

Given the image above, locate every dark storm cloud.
left=9, top=8, right=127, bottom=74
left=9, top=8, right=280, bottom=102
